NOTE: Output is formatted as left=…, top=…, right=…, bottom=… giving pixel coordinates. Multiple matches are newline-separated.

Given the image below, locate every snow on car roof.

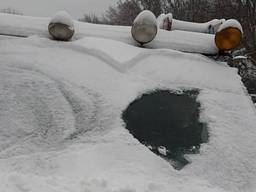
left=0, top=14, right=255, bottom=192
left=49, top=10, right=74, bottom=27
left=0, top=13, right=218, bottom=54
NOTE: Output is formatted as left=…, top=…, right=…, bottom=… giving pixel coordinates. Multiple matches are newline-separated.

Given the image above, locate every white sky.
left=0, top=0, right=118, bottom=19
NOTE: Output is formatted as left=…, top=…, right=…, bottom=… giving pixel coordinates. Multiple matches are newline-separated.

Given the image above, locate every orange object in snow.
left=215, top=27, right=242, bottom=51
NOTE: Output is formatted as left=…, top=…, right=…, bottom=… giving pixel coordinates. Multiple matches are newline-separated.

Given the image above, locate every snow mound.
left=50, top=10, right=74, bottom=27
left=218, top=19, right=243, bottom=34
left=134, top=10, right=157, bottom=26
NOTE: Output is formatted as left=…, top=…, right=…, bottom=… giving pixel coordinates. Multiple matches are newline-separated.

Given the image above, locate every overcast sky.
left=0, top=0, right=118, bottom=19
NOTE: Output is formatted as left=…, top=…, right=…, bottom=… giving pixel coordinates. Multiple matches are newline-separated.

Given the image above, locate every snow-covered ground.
left=0, top=14, right=256, bottom=192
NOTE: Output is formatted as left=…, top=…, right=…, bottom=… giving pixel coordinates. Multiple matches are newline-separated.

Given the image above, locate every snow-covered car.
left=0, top=11, right=255, bottom=192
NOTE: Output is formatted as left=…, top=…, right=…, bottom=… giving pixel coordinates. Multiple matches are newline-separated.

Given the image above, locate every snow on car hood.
left=0, top=18, right=255, bottom=192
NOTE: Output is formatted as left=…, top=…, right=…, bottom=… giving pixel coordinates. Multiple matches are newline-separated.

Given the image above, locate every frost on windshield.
left=122, top=90, right=208, bottom=170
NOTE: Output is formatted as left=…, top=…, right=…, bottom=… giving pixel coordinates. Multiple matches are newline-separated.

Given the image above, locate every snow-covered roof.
left=0, top=13, right=255, bottom=192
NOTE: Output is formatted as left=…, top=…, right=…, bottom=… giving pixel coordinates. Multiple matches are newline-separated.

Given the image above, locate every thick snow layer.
left=154, top=13, right=228, bottom=41
left=172, top=19, right=224, bottom=34
left=0, top=14, right=255, bottom=192
left=157, top=13, right=173, bottom=29
left=74, top=37, right=145, bottom=63
left=153, top=30, right=217, bottom=54
left=50, top=10, right=74, bottom=27
left=217, top=19, right=243, bottom=34
left=157, top=13, right=166, bottom=28
left=0, top=34, right=255, bottom=192
left=0, top=13, right=218, bottom=54
left=133, top=10, right=157, bottom=25
left=0, top=13, right=49, bottom=37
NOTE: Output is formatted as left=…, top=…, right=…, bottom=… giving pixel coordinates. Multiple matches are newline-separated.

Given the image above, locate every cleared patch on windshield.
left=122, top=90, right=208, bottom=170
